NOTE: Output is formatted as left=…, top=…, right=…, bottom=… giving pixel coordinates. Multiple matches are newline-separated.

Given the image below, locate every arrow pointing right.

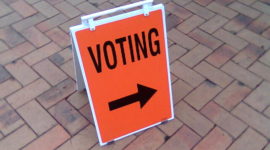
left=108, top=84, right=157, bottom=111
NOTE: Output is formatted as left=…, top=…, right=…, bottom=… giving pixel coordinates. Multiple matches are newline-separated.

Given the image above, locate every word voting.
left=87, top=27, right=161, bottom=73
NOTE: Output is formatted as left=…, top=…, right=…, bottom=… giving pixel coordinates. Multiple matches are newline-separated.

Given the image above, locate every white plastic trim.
left=81, top=0, right=153, bottom=30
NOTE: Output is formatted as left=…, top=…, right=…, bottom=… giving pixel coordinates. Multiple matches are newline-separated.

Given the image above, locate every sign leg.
left=71, top=39, right=85, bottom=91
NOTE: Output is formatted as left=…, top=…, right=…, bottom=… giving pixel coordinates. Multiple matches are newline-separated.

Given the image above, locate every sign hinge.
left=88, top=18, right=95, bottom=31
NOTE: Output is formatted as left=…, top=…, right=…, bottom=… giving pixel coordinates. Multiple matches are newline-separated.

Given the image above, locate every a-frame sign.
left=70, top=0, right=174, bottom=146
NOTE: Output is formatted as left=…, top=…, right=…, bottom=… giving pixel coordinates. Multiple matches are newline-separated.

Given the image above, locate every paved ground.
left=0, top=0, right=270, bottom=149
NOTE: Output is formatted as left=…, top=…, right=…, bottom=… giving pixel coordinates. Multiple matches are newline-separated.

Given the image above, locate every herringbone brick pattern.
left=0, top=0, right=270, bottom=149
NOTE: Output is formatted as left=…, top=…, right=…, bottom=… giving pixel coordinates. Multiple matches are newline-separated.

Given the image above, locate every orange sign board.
left=71, top=5, right=173, bottom=145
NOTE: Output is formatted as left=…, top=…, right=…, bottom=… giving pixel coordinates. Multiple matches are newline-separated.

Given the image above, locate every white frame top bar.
left=81, top=0, right=153, bottom=20
left=81, top=0, right=153, bottom=30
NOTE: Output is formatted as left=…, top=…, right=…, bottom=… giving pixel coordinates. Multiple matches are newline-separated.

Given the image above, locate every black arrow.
left=108, top=84, right=157, bottom=111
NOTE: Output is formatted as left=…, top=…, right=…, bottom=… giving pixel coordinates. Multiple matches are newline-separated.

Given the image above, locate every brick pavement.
left=0, top=0, right=270, bottom=149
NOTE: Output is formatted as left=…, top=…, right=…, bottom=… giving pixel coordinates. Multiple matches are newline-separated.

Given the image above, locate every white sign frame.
left=70, top=0, right=174, bottom=146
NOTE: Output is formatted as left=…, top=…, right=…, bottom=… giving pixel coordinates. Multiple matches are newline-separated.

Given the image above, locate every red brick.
left=206, top=44, right=237, bottom=68
left=79, top=104, right=94, bottom=124
left=189, top=29, right=223, bottom=50
left=193, top=127, right=232, bottom=150
left=166, top=2, right=192, bottom=19
left=88, top=0, right=107, bottom=5
left=249, top=62, right=270, bottom=82
left=264, top=106, right=270, bottom=118
left=55, top=1, right=81, bottom=18
left=25, top=0, right=40, bottom=4
left=36, top=14, right=68, bottom=32
left=221, top=61, right=262, bottom=88
left=0, top=65, right=11, bottom=84
left=37, top=78, right=76, bottom=108
left=172, top=79, right=193, bottom=104
left=0, top=100, right=24, bottom=135
left=194, top=61, right=233, bottom=87
left=233, top=44, right=265, bottom=68
left=265, top=144, right=270, bottom=150
left=0, top=79, right=22, bottom=99
left=10, top=0, right=37, bottom=18
left=215, top=0, right=234, bottom=5
left=91, top=134, right=135, bottom=150
left=252, top=1, right=270, bottom=15
left=59, top=16, right=81, bottom=33
left=214, top=29, right=248, bottom=50
left=0, top=12, right=22, bottom=28
left=7, top=78, right=50, bottom=108
left=248, top=14, right=270, bottom=34
left=185, top=80, right=221, bottom=110
left=175, top=101, right=214, bottom=136
left=21, top=27, right=50, bottom=48
left=0, top=1, right=12, bottom=17
left=49, top=48, right=73, bottom=66
left=23, top=42, right=61, bottom=66
left=260, top=50, right=270, bottom=66
left=23, top=125, right=70, bottom=150
left=125, top=127, right=165, bottom=150
left=57, top=125, right=98, bottom=150
left=180, top=44, right=212, bottom=68
left=177, top=15, right=205, bottom=34
left=159, top=126, right=201, bottom=150
left=17, top=100, right=56, bottom=135
left=185, top=2, right=215, bottom=19
left=0, top=41, right=8, bottom=53
left=229, top=2, right=260, bottom=19
left=158, top=118, right=183, bottom=136
left=166, top=14, right=183, bottom=31
left=214, top=81, right=251, bottom=111
left=258, top=2, right=270, bottom=12
left=200, top=15, right=228, bottom=34
left=49, top=100, right=88, bottom=135
left=0, top=125, right=36, bottom=150
left=201, top=102, right=247, bottom=138
left=60, top=60, right=75, bottom=80
left=232, top=103, right=270, bottom=138
left=97, top=2, right=115, bottom=10
left=76, top=1, right=99, bottom=15
left=45, top=27, right=70, bottom=48
left=169, top=44, right=187, bottom=63
left=172, top=0, right=191, bottom=6
left=109, top=0, right=129, bottom=6
left=238, top=0, right=257, bottom=5
left=46, top=0, right=63, bottom=5
left=168, top=29, right=198, bottom=50
left=244, top=81, right=270, bottom=112
left=12, top=13, right=46, bottom=32
left=0, top=27, right=25, bottom=47
left=33, top=59, right=67, bottom=86
left=67, top=91, right=88, bottom=109
left=237, top=29, right=270, bottom=50
left=171, top=61, right=205, bottom=87
left=224, top=14, right=253, bottom=33
left=194, top=0, right=213, bottom=6
left=170, top=73, right=178, bottom=83
left=33, top=1, right=59, bottom=18
left=207, top=2, right=238, bottom=19
left=168, top=39, right=174, bottom=47
left=5, top=60, right=39, bottom=86
left=228, top=128, right=267, bottom=150
left=66, top=0, right=84, bottom=5
left=262, top=28, right=270, bottom=40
